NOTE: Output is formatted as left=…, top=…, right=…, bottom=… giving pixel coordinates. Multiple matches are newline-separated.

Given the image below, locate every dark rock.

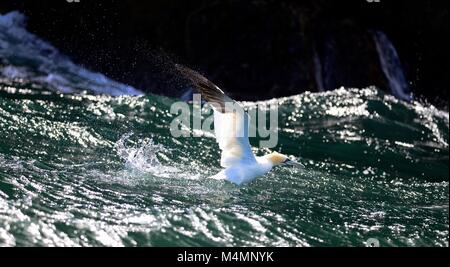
left=0, top=0, right=447, bottom=107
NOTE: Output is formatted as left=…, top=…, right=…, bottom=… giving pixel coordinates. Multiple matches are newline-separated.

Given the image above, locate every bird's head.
left=265, top=152, right=304, bottom=168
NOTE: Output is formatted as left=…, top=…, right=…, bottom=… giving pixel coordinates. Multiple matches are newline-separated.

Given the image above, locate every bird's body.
left=176, top=64, right=303, bottom=185
left=213, top=156, right=273, bottom=185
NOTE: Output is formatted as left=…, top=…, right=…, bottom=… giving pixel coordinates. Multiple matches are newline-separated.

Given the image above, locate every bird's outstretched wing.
left=176, top=64, right=256, bottom=167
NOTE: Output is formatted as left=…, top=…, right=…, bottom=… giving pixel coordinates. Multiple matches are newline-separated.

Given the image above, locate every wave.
left=0, top=11, right=142, bottom=96
left=0, top=84, right=448, bottom=246
left=0, top=11, right=448, bottom=247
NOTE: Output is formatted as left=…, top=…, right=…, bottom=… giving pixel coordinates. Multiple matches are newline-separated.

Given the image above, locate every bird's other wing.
left=175, top=64, right=232, bottom=112
left=176, top=64, right=256, bottom=167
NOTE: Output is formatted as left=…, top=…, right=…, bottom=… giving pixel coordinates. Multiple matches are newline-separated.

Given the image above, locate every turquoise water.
left=0, top=82, right=448, bottom=246
left=0, top=11, right=448, bottom=247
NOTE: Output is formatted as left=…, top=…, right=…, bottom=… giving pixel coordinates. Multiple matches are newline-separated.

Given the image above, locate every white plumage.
left=176, top=64, right=304, bottom=185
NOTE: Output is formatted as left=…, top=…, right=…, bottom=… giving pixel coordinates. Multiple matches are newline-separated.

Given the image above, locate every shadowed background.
left=0, top=0, right=448, bottom=107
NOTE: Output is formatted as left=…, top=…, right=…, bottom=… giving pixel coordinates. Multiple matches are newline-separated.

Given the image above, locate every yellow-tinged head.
left=264, top=152, right=288, bottom=166
left=264, top=152, right=305, bottom=169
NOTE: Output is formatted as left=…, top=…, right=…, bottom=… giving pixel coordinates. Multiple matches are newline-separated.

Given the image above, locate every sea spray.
left=0, top=86, right=448, bottom=246
left=0, top=11, right=142, bottom=96
left=114, top=132, right=202, bottom=180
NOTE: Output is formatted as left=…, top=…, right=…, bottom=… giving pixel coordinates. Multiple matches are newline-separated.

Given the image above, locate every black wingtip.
left=175, top=64, right=234, bottom=113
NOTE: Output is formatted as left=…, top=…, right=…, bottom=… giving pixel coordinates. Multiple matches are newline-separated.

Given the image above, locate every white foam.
left=115, top=133, right=200, bottom=180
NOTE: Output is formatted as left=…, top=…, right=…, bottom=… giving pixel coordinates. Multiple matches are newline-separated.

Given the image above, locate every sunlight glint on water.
left=0, top=84, right=448, bottom=246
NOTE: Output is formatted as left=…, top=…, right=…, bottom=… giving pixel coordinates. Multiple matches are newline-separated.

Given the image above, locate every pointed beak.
left=283, top=159, right=305, bottom=169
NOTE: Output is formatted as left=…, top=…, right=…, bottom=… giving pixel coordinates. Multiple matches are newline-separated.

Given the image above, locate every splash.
left=114, top=132, right=198, bottom=180
left=116, top=133, right=166, bottom=172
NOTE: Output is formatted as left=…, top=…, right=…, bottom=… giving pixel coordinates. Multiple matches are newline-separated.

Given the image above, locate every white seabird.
left=176, top=64, right=304, bottom=185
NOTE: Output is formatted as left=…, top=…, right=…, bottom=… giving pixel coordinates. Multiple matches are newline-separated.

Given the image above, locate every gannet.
left=176, top=64, right=304, bottom=185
